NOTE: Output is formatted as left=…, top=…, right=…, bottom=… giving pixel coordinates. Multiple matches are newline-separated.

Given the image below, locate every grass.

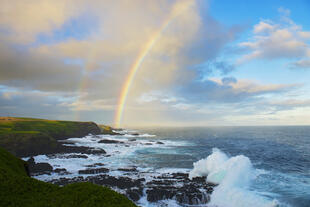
left=0, top=117, right=99, bottom=138
left=0, top=117, right=104, bottom=157
left=0, top=146, right=138, bottom=207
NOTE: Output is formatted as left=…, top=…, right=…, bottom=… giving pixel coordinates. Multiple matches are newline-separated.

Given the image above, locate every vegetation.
left=0, top=146, right=137, bottom=207
left=98, top=124, right=120, bottom=135
left=0, top=117, right=110, bottom=157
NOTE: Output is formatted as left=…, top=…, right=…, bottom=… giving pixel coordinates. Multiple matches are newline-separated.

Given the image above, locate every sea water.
left=31, top=126, right=310, bottom=207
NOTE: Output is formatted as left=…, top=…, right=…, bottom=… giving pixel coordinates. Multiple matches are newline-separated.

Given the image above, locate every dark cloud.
left=0, top=88, right=70, bottom=119
left=0, top=43, right=83, bottom=92
left=0, top=87, right=114, bottom=124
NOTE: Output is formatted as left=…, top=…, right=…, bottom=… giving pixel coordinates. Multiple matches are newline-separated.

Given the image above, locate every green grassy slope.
left=0, top=147, right=137, bottom=207
left=0, top=117, right=101, bottom=139
left=0, top=117, right=104, bottom=157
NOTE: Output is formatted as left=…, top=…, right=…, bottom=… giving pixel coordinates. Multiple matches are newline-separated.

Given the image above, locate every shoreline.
left=25, top=133, right=217, bottom=206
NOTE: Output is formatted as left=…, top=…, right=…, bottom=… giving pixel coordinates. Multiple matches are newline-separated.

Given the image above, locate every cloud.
left=3, top=1, right=306, bottom=126
left=60, top=99, right=115, bottom=111
left=221, top=77, right=237, bottom=85
left=290, top=59, right=310, bottom=69
left=178, top=78, right=295, bottom=104
left=269, top=99, right=310, bottom=108
left=238, top=8, right=310, bottom=64
left=0, top=43, right=83, bottom=92
left=0, top=0, right=82, bottom=43
left=0, top=86, right=72, bottom=118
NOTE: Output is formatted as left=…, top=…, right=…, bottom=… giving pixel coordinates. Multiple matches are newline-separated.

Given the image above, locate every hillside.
left=0, top=117, right=107, bottom=157
left=0, top=146, right=137, bottom=207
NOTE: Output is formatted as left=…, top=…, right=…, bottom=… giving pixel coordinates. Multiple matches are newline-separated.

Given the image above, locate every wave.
left=122, top=133, right=156, bottom=138
left=189, top=148, right=282, bottom=207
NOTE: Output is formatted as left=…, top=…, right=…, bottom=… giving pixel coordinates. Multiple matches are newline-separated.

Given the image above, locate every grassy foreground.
left=0, top=117, right=105, bottom=156
left=0, top=146, right=137, bottom=207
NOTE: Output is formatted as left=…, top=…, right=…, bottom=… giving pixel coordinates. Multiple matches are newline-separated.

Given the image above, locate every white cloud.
left=253, top=21, right=274, bottom=34
left=238, top=9, right=310, bottom=64
left=60, top=99, right=115, bottom=111
left=172, top=103, right=192, bottom=110
left=211, top=78, right=295, bottom=94
left=290, top=59, right=310, bottom=69
left=137, top=91, right=179, bottom=104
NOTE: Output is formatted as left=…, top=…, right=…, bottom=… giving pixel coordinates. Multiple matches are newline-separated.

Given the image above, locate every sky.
left=0, top=0, right=310, bottom=127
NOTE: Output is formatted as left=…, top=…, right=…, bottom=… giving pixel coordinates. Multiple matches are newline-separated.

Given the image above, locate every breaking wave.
left=189, top=148, right=284, bottom=207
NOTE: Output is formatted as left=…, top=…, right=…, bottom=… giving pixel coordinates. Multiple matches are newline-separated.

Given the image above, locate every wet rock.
left=27, top=157, right=53, bottom=176
left=126, top=188, right=143, bottom=201
left=98, top=139, right=124, bottom=144
left=46, top=163, right=216, bottom=206
left=117, top=167, right=137, bottom=172
left=84, top=163, right=105, bottom=168
left=156, top=141, right=164, bottom=144
left=51, top=176, right=85, bottom=186
left=89, top=175, right=145, bottom=190
left=146, top=187, right=176, bottom=202
left=132, top=133, right=139, bottom=136
left=145, top=143, right=153, bottom=145
left=56, top=145, right=106, bottom=155
left=129, top=138, right=136, bottom=141
left=66, top=154, right=88, bottom=159
left=145, top=173, right=216, bottom=204
left=78, top=167, right=109, bottom=174
left=54, top=168, right=69, bottom=175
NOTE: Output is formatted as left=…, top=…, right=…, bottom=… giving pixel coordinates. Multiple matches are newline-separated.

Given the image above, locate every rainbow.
left=114, top=1, right=193, bottom=128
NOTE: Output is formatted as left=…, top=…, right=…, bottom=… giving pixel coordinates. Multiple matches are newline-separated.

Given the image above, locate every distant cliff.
left=0, top=117, right=112, bottom=157
left=0, top=146, right=137, bottom=207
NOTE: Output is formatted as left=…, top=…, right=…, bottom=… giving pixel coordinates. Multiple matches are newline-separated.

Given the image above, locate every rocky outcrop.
left=49, top=172, right=216, bottom=205
left=26, top=157, right=53, bottom=176
left=51, top=122, right=102, bottom=141
left=145, top=173, right=215, bottom=205
left=78, top=167, right=109, bottom=174
left=98, top=139, right=124, bottom=144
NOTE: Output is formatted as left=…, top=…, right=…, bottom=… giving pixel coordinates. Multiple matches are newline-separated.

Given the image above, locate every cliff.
left=0, top=117, right=105, bottom=157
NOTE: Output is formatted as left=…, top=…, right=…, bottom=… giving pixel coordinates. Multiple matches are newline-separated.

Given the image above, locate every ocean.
left=29, top=126, right=310, bottom=207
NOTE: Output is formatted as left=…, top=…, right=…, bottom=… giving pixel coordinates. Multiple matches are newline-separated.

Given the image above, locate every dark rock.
left=156, top=141, right=164, bottom=144
left=145, top=173, right=216, bottom=204
left=56, top=145, right=106, bottom=155
left=48, top=168, right=216, bottom=206
left=78, top=167, right=109, bottom=174
left=84, top=163, right=105, bottom=168
left=146, top=188, right=176, bottom=202
left=89, top=175, right=145, bottom=190
left=132, top=133, right=139, bottom=136
left=98, top=139, right=124, bottom=144
left=27, top=157, right=53, bottom=176
left=129, top=138, right=136, bottom=141
left=54, top=168, right=69, bottom=175
left=126, top=189, right=143, bottom=201
left=47, top=153, right=88, bottom=159
left=117, top=167, right=137, bottom=172
left=145, top=143, right=153, bottom=145
left=66, top=154, right=88, bottom=159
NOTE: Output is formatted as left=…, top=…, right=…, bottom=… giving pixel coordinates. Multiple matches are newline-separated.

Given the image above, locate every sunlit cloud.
left=0, top=1, right=310, bottom=126
left=238, top=8, right=310, bottom=64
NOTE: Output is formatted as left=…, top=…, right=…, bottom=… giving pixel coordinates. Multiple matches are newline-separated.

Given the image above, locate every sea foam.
left=189, top=148, right=280, bottom=207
